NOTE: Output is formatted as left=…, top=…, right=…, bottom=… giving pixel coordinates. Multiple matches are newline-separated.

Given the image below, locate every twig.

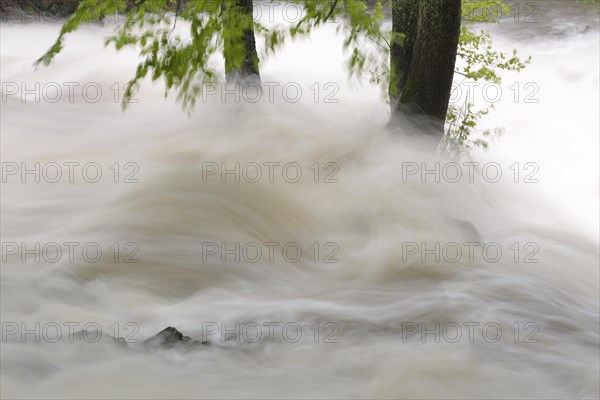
left=171, top=0, right=182, bottom=32
left=365, top=35, right=387, bottom=50
left=324, top=0, right=339, bottom=22
left=378, top=32, right=390, bottom=48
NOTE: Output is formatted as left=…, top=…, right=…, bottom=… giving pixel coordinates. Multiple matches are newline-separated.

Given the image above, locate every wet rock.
left=0, top=1, right=80, bottom=20
left=143, top=326, right=209, bottom=350
left=0, top=0, right=177, bottom=21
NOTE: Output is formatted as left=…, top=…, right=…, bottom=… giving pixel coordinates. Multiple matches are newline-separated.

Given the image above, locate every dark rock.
left=0, top=0, right=178, bottom=21
left=143, top=326, right=209, bottom=350
left=1, top=1, right=80, bottom=21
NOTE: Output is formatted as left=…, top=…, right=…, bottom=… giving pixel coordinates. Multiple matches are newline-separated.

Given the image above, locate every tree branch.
left=171, top=0, right=182, bottom=32
left=323, top=0, right=339, bottom=22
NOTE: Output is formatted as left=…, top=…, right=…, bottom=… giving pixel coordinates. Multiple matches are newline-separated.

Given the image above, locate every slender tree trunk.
left=223, top=0, right=261, bottom=86
left=389, top=0, right=462, bottom=135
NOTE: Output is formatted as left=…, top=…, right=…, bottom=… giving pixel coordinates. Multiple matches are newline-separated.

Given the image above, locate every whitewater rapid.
left=1, top=3, right=599, bottom=399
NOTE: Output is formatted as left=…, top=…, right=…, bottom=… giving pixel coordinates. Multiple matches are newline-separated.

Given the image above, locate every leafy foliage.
left=440, top=1, right=530, bottom=157
left=38, top=0, right=265, bottom=110
left=36, top=0, right=388, bottom=111
left=440, top=101, right=505, bottom=159
left=37, top=0, right=530, bottom=154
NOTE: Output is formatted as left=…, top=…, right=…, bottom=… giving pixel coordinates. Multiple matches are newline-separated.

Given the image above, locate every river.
left=1, top=1, right=599, bottom=398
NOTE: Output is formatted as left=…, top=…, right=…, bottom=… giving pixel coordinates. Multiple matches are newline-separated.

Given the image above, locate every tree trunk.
left=223, top=0, right=261, bottom=86
left=389, top=0, right=462, bottom=135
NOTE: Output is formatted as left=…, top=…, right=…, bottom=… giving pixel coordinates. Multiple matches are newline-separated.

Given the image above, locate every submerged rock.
left=66, top=329, right=129, bottom=349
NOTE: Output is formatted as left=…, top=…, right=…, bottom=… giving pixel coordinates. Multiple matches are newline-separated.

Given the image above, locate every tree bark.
left=223, top=0, right=261, bottom=86
left=390, top=0, right=462, bottom=135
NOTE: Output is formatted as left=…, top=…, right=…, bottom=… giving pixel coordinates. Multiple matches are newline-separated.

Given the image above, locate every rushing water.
left=1, top=2, right=599, bottom=399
